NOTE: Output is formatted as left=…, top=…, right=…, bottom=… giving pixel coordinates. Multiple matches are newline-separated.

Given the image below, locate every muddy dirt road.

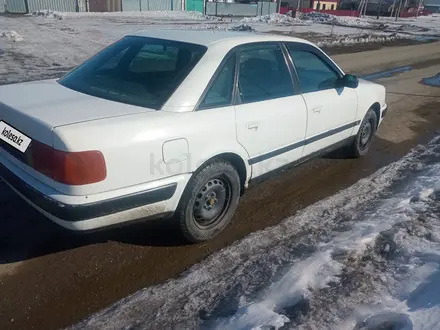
left=1, top=41, right=440, bottom=330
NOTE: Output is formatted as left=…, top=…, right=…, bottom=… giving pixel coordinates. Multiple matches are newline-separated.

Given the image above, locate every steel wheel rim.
left=359, top=119, right=373, bottom=150
left=193, top=176, right=232, bottom=229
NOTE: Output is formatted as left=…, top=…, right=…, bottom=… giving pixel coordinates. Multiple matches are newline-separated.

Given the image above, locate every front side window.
left=58, top=36, right=207, bottom=110
left=287, top=46, right=340, bottom=93
left=237, top=44, right=294, bottom=104
left=198, top=53, right=236, bottom=110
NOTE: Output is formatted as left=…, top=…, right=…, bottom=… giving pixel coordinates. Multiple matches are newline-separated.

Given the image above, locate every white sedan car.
left=0, top=29, right=387, bottom=242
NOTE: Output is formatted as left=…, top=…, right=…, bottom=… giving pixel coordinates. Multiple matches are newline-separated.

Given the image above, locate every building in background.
left=280, top=0, right=313, bottom=9
left=311, top=0, right=339, bottom=10
left=424, top=0, right=440, bottom=11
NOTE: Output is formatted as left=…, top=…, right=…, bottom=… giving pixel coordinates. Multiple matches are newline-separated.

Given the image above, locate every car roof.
left=129, top=28, right=313, bottom=48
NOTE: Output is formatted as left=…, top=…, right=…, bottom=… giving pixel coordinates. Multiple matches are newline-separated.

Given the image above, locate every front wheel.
left=347, top=108, right=378, bottom=158
left=176, top=160, right=241, bottom=243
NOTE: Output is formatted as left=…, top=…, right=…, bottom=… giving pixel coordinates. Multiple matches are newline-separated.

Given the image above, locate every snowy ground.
left=70, top=135, right=440, bottom=330
left=0, top=11, right=439, bottom=85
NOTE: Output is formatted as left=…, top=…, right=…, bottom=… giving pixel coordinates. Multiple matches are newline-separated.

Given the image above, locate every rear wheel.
left=176, top=160, right=241, bottom=243
left=347, top=108, right=378, bottom=158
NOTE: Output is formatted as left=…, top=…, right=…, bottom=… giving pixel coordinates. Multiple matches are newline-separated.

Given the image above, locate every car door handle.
left=247, top=122, right=259, bottom=130
left=312, top=108, right=322, bottom=114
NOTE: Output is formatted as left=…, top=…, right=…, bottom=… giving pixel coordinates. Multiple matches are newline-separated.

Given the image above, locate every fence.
left=5, top=0, right=27, bottom=13
left=300, top=8, right=361, bottom=16
left=399, top=10, right=433, bottom=17
left=4, top=0, right=86, bottom=13
left=28, top=0, right=79, bottom=12
left=89, top=0, right=121, bottom=11
left=205, top=1, right=278, bottom=17
left=121, top=0, right=182, bottom=11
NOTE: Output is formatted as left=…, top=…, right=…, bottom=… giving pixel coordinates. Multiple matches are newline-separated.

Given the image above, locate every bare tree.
left=377, top=0, right=383, bottom=18
left=390, top=0, right=397, bottom=17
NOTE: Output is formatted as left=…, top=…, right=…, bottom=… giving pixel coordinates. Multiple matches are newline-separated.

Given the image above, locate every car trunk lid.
left=0, top=79, right=153, bottom=146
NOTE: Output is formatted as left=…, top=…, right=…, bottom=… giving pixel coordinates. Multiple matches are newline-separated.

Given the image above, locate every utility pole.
left=390, top=0, right=396, bottom=17
left=359, top=0, right=368, bottom=16
left=395, top=0, right=402, bottom=20
left=416, top=0, right=422, bottom=17
left=376, top=0, right=382, bottom=18
left=396, top=0, right=408, bottom=19
left=358, top=0, right=365, bottom=16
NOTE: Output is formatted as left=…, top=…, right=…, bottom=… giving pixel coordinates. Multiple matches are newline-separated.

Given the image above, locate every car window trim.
left=195, top=50, right=238, bottom=111
left=286, top=42, right=344, bottom=77
left=234, top=41, right=299, bottom=106
left=280, top=43, right=301, bottom=93
left=284, top=42, right=344, bottom=94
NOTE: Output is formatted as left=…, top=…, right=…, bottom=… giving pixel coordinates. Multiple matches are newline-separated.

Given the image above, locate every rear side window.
left=237, top=44, right=294, bottom=104
left=286, top=46, right=340, bottom=94
left=58, top=36, right=207, bottom=110
left=198, top=53, right=236, bottom=110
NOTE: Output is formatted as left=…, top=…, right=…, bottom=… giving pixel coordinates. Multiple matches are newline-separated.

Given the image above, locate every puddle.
left=414, top=35, right=440, bottom=42
left=360, top=65, right=413, bottom=82
left=354, top=312, right=413, bottom=330
left=420, top=73, right=440, bottom=87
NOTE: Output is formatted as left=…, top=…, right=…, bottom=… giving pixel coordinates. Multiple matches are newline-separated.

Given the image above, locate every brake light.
left=28, top=141, right=106, bottom=185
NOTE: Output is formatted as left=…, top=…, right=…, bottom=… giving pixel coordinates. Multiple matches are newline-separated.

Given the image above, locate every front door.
left=234, top=43, right=308, bottom=178
left=285, top=44, right=358, bottom=157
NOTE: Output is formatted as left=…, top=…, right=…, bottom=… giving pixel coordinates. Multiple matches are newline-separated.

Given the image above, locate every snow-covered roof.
left=129, top=29, right=311, bottom=47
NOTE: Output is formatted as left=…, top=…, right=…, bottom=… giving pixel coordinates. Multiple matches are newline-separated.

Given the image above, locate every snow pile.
left=336, top=16, right=376, bottom=27
left=242, top=13, right=302, bottom=25
left=180, top=24, right=255, bottom=32
left=70, top=135, right=440, bottom=330
left=31, top=9, right=65, bottom=20
left=57, top=10, right=218, bottom=21
left=317, top=33, right=402, bottom=47
left=1, top=31, right=24, bottom=42
left=229, top=24, right=255, bottom=32
left=302, top=11, right=374, bottom=28
left=302, top=11, right=337, bottom=23
left=210, top=252, right=343, bottom=329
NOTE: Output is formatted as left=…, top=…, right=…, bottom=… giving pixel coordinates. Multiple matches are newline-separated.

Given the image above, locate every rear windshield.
left=58, top=36, right=207, bottom=110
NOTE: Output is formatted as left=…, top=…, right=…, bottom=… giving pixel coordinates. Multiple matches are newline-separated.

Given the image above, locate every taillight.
left=28, top=141, right=106, bottom=185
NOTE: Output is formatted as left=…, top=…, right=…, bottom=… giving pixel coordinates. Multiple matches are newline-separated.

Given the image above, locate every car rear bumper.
left=0, top=160, right=189, bottom=231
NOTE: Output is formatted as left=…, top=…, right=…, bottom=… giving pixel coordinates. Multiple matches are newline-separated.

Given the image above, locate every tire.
left=176, top=160, right=241, bottom=243
left=346, top=108, right=378, bottom=158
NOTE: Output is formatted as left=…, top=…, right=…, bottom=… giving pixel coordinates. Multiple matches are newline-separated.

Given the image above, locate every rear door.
left=234, top=43, right=308, bottom=178
left=285, top=43, right=358, bottom=157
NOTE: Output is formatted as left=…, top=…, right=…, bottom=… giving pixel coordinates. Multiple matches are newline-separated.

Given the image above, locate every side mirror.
left=337, top=74, right=359, bottom=89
